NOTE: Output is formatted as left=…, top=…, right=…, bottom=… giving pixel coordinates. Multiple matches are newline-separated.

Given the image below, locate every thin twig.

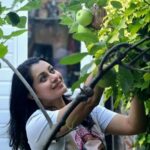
left=120, top=63, right=150, bottom=72
left=129, top=48, right=150, bottom=65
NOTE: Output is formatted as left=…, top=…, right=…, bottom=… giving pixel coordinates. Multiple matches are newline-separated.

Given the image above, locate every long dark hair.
left=9, top=57, right=41, bottom=150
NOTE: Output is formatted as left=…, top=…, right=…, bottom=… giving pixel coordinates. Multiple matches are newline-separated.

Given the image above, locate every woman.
left=9, top=57, right=147, bottom=150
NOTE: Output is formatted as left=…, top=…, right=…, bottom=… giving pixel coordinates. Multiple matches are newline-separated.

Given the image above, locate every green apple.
left=97, top=68, right=116, bottom=88
left=76, top=8, right=93, bottom=26
left=77, top=25, right=92, bottom=33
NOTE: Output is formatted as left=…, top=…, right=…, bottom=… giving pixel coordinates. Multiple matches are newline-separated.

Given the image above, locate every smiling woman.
left=8, top=57, right=104, bottom=150
left=8, top=57, right=147, bottom=150
left=30, top=60, right=67, bottom=109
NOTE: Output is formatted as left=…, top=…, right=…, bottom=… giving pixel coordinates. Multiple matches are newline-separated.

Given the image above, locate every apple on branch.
left=76, top=3, right=93, bottom=27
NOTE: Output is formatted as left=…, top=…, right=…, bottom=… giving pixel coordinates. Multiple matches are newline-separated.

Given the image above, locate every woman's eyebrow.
left=37, top=72, right=45, bottom=80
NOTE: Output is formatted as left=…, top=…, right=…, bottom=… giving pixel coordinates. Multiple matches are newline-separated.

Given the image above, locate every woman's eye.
left=49, top=67, right=55, bottom=74
left=40, top=75, right=47, bottom=82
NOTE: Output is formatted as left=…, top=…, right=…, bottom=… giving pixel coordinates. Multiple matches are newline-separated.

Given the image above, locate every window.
left=28, top=0, right=80, bottom=87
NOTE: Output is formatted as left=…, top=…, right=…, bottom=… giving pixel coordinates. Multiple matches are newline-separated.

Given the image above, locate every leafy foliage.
left=0, top=0, right=149, bottom=148
left=0, top=0, right=41, bottom=58
left=59, top=0, right=150, bottom=148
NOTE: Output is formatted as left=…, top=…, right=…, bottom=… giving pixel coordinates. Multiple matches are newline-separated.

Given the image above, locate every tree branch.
left=1, top=57, right=53, bottom=128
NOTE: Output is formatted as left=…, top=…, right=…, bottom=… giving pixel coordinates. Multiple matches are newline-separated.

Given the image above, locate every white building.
left=0, top=1, right=28, bottom=149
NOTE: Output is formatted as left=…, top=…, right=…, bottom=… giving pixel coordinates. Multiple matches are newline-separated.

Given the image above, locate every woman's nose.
left=50, top=73, right=59, bottom=83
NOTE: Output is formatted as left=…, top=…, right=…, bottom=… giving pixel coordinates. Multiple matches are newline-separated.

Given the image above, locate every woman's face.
left=30, top=60, right=67, bottom=108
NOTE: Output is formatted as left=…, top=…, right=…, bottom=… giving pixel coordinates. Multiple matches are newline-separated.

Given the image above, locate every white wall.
left=0, top=1, right=28, bottom=149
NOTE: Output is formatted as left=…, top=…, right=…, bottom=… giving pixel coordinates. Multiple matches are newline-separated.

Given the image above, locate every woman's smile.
left=51, top=79, right=63, bottom=89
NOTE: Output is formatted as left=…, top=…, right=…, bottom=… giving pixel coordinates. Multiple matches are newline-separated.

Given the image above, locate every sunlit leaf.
left=0, top=44, right=8, bottom=58
left=0, top=17, right=5, bottom=26
left=3, top=29, right=27, bottom=40
left=128, top=21, right=141, bottom=34
left=69, top=22, right=78, bottom=33
left=17, top=0, right=41, bottom=11
left=11, top=29, right=27, bottom=36
left=60, top=52, right=88, bottom=65
left=59, top=15, right=74, bottom=26
left=16, top=16, right=27, bottom=28
left=138, top=136, right=146, bottom=146
left=108, top=30, right=119, bottom=43
left=73, top=32, right=99, bottom=43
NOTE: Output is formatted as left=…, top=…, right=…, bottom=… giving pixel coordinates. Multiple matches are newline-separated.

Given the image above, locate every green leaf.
left=0, top=17, right=5, bottom=26
left=111, top=1, right=122, bottom=9
left=144, top=73, right=150, bottom=81
left=69, top=22, right=78, bottom=33
left=96, top=0, right=108, bottom=7
left=108, top=30, right=119, bottom=43
left=17, top=0, right=41, bottom=11
left=118, top=66, right=134, bottom=95
left=138, top=135, right=146, bottom=146
left=11, top=29, right=27, bottom=36
left=3, top=29, right=27, bottom=40
left=125, top=3, right=136, bottom=16
left=71, top=73, right=89, bottom=91
left=88, top=41, right=107, bottom=55
left=6, top=12, right=20, bottom=26
left=59, top=15, right=74, bottom=26
left=141, top=81, right=150, bottom=91
left=147, top=134, right=150, bottom=143
left=128, top=21, right=141, bottom=34
left=0, top=28, right=3, bottom=38
left=73, top=32, right=99, bottom=43
left=118, top=19, right=127, bottom=30
left=0, top=4, right=7, bottom=14
left=0, top=44, right=8, bottom=58
left=16, top=16, right=27, bottom=28
left=67, top=1, right=82, bottom=11
left=60, top=52, right=88, bottom=65
left=111, top=16, right=122, bottom=26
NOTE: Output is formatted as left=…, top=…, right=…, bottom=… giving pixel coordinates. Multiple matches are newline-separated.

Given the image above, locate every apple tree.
left=59, top=0, right=150, bottom=149
left=0, top=0, right=149, bottom=148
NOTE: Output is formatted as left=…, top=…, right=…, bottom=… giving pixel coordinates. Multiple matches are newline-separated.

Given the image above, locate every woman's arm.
left=58, top=73, right=104, bottom=135
left=105, top=95, right=147, bottom=135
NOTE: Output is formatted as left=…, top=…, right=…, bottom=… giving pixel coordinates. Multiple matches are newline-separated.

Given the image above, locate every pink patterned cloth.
left=71, top=125, right=102, bottom=150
